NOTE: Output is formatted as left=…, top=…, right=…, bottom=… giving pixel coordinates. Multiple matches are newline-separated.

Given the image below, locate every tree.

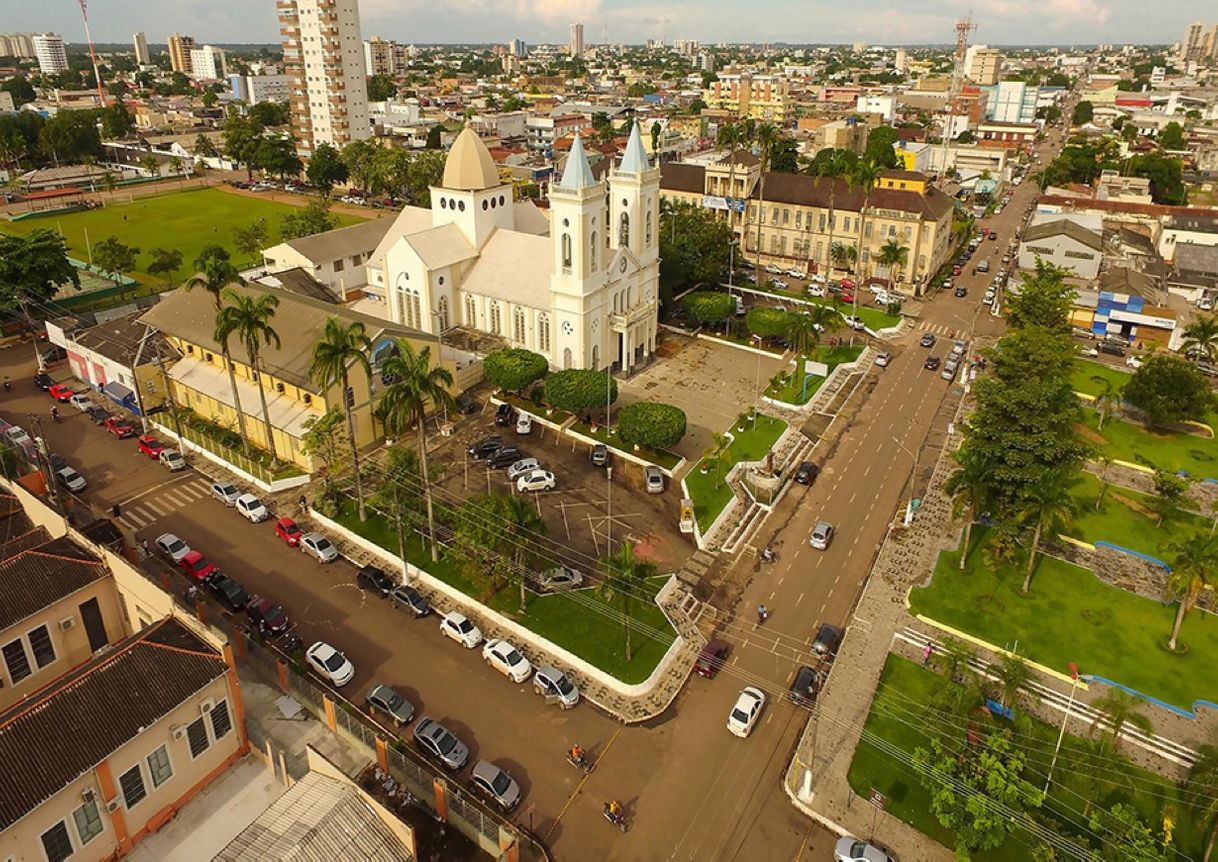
left=201, top=90, right=218, bottom=109
left=683, top=291, right=734, bottom=332
left=248, top=101, right=289, bottom=127
left=404, top=150, right=446, bottom=204
left=1015, top=471, right=1076, bottom=594
left=626, top=81, right=657, bottom=98
left=300, top=408, right=346, bottom=501
left=369, top=446, right=421, bottom=570
left=140, top=154, right=161, bottom=178
left=746, top=306, right=791, bottom=342
left=875, top=238, right=909, bottom=286
left=194, top=133, right=218, bottom=158
left=231, top=218, right=269, bottom=266
left=1159, top=121, right=1184, bottom=151
left=1182, top=315, right=1218, bottom=364
left=0, top=231, right=80, bottom=321
left=1186, top=734, right=1218, bottom=862
left=255, top=135, right=303, bottom=181
left=483, top=348, right=548, bottom=393
left=863, top=125, right=899, bottom=168
left=306, top=142, right=348, bottom=196
left=599, top=540, right=657, bottom=662
left=751, top=122, right=780, bottom=264
left=100, top=102, right=135, bottom=139
left=1087, top=803, right=1174, bottom=862
left=650, top=120, right=662, bottom=157
left=39, top=111, right=102, bottom=162
left=617, top=402, right=687, bottom=450
left=425, top=124, right=443, bottom=150
left=187, top=246, right=250, bottom=448
left=1165, top=534, right=1218, bottom=652
left=309, top=319, right=373, bottom=521
left=1123, top=354, right=1214, bottom=428
left=544, top=369, right=617, bottom=418
left=215, top=289, right=282, bottom=464
left=168, top=155, right=184, bottom=179
left=936, top=636, right=976, bottom=685
left=1090, top=689, right=1153, bottom=750
left=280, top=198, right=338, bottom=240
left=1129, top=152, right=1187, bottom=205
left=1149, top=468, right=1191, bottom=528
left=146, top=247, right=183, bottom=286
left=1091, top=375, right=1122, bottom=431
left=374, top=338, right=455, bottom=560
left=1006, top=259, right=1075, bottom=331
left=992, top=653, right=1030, bottom=709
left=498, top=494, right=547, bottom=611
left=366, top=74, right=397, bottom=102
left=1094, top=455, right=1115, bottom=511
left=0, top=76, right=35, bottom=107
left=659, top=200, right=733, bottom=306
left=1072, top=100, right=1094, bottom=124
left=92, top=236, right=139, bottom=286
left=848, top=158, right=884, bottom=337
left=808, top=150, right=855, bottom=274
left=222, top=114, right=264, bottom=180
left=946, top=460, right=991, bottom=569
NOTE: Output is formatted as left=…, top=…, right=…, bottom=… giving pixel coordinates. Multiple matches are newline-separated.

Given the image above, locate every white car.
left=210, top=481, right=240, bottom=506
left=155, top=532, right=192, bottom=564
left=867, top=283, right=886, bottom=295
left=235, top=493, right=269, bottom=523
left=506, top=457, right=540, bottom=481
left=305, top=641, right=355, bottom=687
left=874, top=352, right=891, bottom=367
left=159, top=449, right=187, bottom=471
left=764, top=264, right=783, bottom=275
left=300, top=532, right=339, bottom=563
left=482, top=638, right=533, bottom=682
left=834, top=836, right=894, bottom=862
left=68, top=394, right=94, bottom=412
left=517, top=469, right=556, bottom=493
left=809, top=273, right=827, bottom=285
left=1126, top=355, right=1143, bottom=369
left=537, top=565, right=584, bottom=591
left=516, top=413, right=533, bottom=435
left=439, top=611, right=483, bottom=649
left=55, top=466, right=87, bottom=492
left=804, top=284, right=826, bottom=298
left=727, top=686, right=767, bottom=738
left=843, top=315, right=866, bottom=331
left=4, top=426, right=31, bottom=448
left=1078, top=345, right=1099, bottom=358
left=785, top=268, right=807, bottom=279
left=771, top=278, right=789, bottom=290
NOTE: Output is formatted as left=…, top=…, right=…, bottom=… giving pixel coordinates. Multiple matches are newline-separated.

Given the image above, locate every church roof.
left=441, top=127, right=501, bottom=191
left=402, top=223, right=477, bottom=269
left=618, top=123, right=650, bottom=173
left=460, top=230, right=552, bottom=310
left=558, top=132, right=596, bottom=189
left=512, top=200, right=551, bottom=236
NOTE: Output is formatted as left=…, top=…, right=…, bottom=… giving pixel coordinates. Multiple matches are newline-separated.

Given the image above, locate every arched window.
left=410, top=291, right=421, bottom=330
left=645, top=210, right=652, bottom=247
left=436, top=296, right=449, bottom=331
left=538, top=313, right=551, bottom=353
left=590, top=232, right=597, bottom=271
left=561, top=233, right=572, bottom=271
left=618, top=212, right=629, bottom=246
left=591, top=345, right=599, bottom=369
left=489, top=301, right=502, bottom=335
left=563, top=347, right=573, bottom=370
left=513, top=308, right=526, bottom=344
left=465, top=295, right=476, bottom=326
left=627, top=285, right=634, bottom=306
left=613, top=293, right=619, bottom=313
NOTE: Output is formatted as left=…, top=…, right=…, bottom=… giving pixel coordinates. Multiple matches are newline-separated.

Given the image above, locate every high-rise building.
left=132, top=31, right=150, bottom=65
left=32, top=33, right=68, bottom=74
left=364, top=36, right=394, bottom=75
left=167, top=33, right=195, bottom=74
left=0, top=33, right=37, bottom=60
left=279, top=0, right=371, bottom=156
left=509, top=38, right=527, bottom=57
left=965, top=46, right=1001, bottom=85
left=569, top=22, right=584, bottom=58
left=1181, top=22, right=1205, bottom=63
left=190, top=45, right=227, bottom=80
left=894, top=48, right=907, bottom=73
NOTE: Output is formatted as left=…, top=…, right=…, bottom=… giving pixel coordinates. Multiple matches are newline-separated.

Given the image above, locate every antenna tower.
left=939, top=13, right=976, bottom=185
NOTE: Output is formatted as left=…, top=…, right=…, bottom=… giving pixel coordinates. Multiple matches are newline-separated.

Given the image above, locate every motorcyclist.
left=50, top=405, right=60, bottom=422
left=761, top=546, right=775, bottom=563
left=3, top=376, right=9, bottom=392
left=606, top=800, right=623, bottom=820
left=758, top=604, right=768, bottom=623
left=569, top=744, right=585, bottom=765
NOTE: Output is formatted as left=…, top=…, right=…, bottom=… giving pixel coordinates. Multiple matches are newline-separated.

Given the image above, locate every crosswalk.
left=117, top=477, right=213, bottom=532
left=914, top=320, right=958, bottom=336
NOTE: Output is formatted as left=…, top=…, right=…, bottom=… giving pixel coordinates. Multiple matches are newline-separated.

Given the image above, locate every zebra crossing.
left=914, top=320, right=958, bottom=337
left=117, top=477, right=212, bottom=531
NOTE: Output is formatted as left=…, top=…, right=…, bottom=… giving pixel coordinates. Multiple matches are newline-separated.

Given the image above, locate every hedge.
left=683, top=291, right=734, bottom=327
left=544, top=368, right=618, bottom=415
left=746, top=306, right=792, bottom=338
left=617, top=401, right=687, bottom=449
left=483, top=348, right=549, bottom=392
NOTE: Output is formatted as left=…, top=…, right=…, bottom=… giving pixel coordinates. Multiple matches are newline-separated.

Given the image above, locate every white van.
left=734, top=295, right=746, bottom=316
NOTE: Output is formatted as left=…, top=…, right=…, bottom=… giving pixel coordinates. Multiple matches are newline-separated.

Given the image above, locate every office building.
left=189, top=45, right=227, bottom=80
left=132, top=31, right=151, bottom=65
left=279, top=0, right=371, bottom=155
left=569, top=22, right=584, bottom=58
left=32, top=33, right=68, bottom=74
left=167, top=33, right=195, bottom=75
left=983, top=81, right=1040, bottom=124
left=697, top=52, right=715, bottom=73
left=1181, top=22, right=1206, bottom=63
left=965, top=46, right=1001, bottom=85
left=703, top=72, right=791, bottom=121
left=894, top=47, right=907, bottom=73
left=509, top=38, right=527, bottom=57
left=231, top=73, right=291, bottom=104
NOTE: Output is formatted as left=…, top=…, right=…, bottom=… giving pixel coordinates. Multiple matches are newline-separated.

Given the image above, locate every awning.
left=102, top=381, right=134, bottom=402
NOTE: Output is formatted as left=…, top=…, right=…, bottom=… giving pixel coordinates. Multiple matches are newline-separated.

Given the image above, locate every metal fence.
left=177, top=421, right=277, bottom=483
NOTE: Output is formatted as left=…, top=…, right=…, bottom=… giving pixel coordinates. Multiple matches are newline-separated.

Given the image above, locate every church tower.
left=609, top=123, right=660, bottom=269
left=429, top=126, right=514, bottom=251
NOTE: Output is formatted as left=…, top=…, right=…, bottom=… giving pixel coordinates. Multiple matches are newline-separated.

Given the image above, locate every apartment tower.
left=167, top=33, right=195, bottom=74
left=32, top=33, right=68, bottom=74
left=278, top=0, right=370, bottom=156
left=132, top=31, right=150, bottom=65
left=569, top=22, right=584, bottom=58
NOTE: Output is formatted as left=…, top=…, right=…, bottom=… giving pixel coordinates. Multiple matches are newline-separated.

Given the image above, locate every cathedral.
left=364, top=123, right=661, bottom=373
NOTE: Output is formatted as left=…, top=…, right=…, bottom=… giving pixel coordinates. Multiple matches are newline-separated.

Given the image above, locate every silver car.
left=470, top=760, right=522, bottom=812
left=301, top=532, right=339, bottom=563
left=537, top=565, right=584, bottom=592
left=210, top=481, right=240, bottom=506
left=834, top=836, right=893, bottom=862
left=941, top=359, right=959, bottom=381
left=809, top=521, right=834, bottom=550
left=644, top=466, right=665, bottom=494
left=55, top=466, right=87, bottom=493
left=533, top=665, right=580, bottom=709
left=366, top=683, right=415, bottom=726
left=413, top=717, right=469, bottom=771
left=155, top=532, right=192, bottom=563
left=506, top=457, right=540, bottom=481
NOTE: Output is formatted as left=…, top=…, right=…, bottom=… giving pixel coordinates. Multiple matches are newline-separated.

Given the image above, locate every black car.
left=40, top=345, right=66, bottom=365
left=812, top=623, right=843, bottom=658
left=85, top=406, right=108, bottom=425
left=208, top=574, right=249, bottom=611
left=794, top=461, right=819, bottom=485
left=954, top=285, right=968, bottom=297
left=789, top=665, right=821, bottom=707
left=356, top=563, right=393, bottom=597
left=48, top=453, right=68, bottom=472
left=591, top=443, right=609, bottom=467
left=487, top=446, right=522, bottom=468
left=34, top=372, right=53, bottom=390
left=924, top=355, right=941, bottom=371
left=455, top=393, right=478, bottom=414
left=467, top=436, right=503, bottom=458
left=494, top=402, right=516, bottom=426
left=1098, top=341, right=1126, bottom=357
left=246, top=595, right=290, bottom=636
left=389, top=584, right=431, bottom=617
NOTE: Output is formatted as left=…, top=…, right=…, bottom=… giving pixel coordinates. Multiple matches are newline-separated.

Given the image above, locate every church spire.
left=619, top=122, right=650, bottom=173
left=559, top=131, right=596, bottom=189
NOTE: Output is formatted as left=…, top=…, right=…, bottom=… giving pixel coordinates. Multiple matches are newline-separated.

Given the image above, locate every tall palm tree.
left=848, top=159, right=884, bottom=334
left=374, top=338, right=454, bottom=559
left=1090, top=689, right=1153, bottom=750
left=830, top=242, right=856, bottom=273
left=991, top=653, right=1030, bottom=709
left=497, top=494, right=547, bottom=612
left=936, top=636, right=975, bottom=685
left=809, top=152, right=851, bottom=276
left=599, top=540, right=657, bottom=663
left=1015, top=473, right=1077, bottom=594
left=1094, top=454, right=1115, bottom=511
left=309, top=319, right=373, bottom=521
left=945, top=461, right=991, bottom=570
left=704, top=432, right=731, bottom=488
left=187, top=247, right=250, bottom=450
left=717, top=123, right=743, bottom=239
left=215, top=289, right=281, bottom=465
left=1182, top=315, right=1218, bottom=365
left=875, top=238, right=910, bottom=290
left=1165, top=534, right=1218, bottom=652
left=752, top=122, right=779, bottom=268
left=1186, top=734, right=1218, bottom=861
left=1090, top=375, right=1122, bottom=431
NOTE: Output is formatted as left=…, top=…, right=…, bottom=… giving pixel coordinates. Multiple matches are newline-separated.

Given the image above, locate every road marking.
left=796, top=592, right=804, bottom=606
left=863, top=465, right=871, bottom=477
left=848, top=491, right=857, bottom=504
left=115, top=472, right=199, bottom=508
left=161, top=488, right=194, bottom=509
left=819, top=603, right=826, bottom=613
left=544, top=725, right=624, bottom=840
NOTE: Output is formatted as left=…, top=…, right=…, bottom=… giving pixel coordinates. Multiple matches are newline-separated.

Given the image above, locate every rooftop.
left=276, top=218, right=394, bottom=265
left=1022, top=218, right=1104, bottom=251
left=659, top=163, right=706, bottom=195
left=0, top=524, right=108, bottom=631
left=65, top=313, right=178, bottom=367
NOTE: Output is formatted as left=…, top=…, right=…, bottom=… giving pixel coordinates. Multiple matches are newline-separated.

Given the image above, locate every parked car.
left=69, top=394, right=94, bottom=413
left=210, top=481, right=240, bottom=506
left=413, top=717, right=469, bottom=771
left=178, top=550, right=217, bottom=582
left=506, top=457, right=541, bottom=481
left=366, top=683, right=415, bottom=726
left=468, top=436, right=503, bottom=458
left=137, top=435, right=166, bottom=458
left=694, top=638, right=729, bottom=679
left=41, top=346, right=66, bottom=365
left=536, top=565, right=583, bottom=592
left=305, top=641, right=355, bottom=687
left=155, top=532, right=191, bottom=563
left=103, top=416, right=135, bottom=438
left=454, top=393, right=478, bottom=414
left=941, top=359, right=959, bottom=381
left=843, top=315, right=866, bottom=331
left=55, top=466, right=87, bottom=493
left=794, top=462, right=820, bottom=486
left=158, top=449, right=187, bottom=471
left=516, top=469, right=555, bottom=492
left=208, top=574, right=249, bottom=611
left=439, top=611, right=483, bottom=648
left=804, top=284, right=826, bottom=298
left=954, top=285, right=968, bottom=297
left=533, top=665, right=580, bottom=708
left=812, top=623, right=844, bottom=657
left=1098, top=341, right=1126, bottom=357
left=874, top=351, right=891, bottom=367
left=644, top=465, right=665, bottom=494
left=470, top=760, right=522, bottom=812
left=85, top=406, right=109, bottom=425
left=834, top=836, right=894, bottom=862
left=809, top=520, right=835, bottom=550
left=516, top=413, right=533, bottom=435
left=389, top=584, right=431, bottom=617
left=487, top=446, right=523, bottom=468
left=726, top=686, right=767, bottom=738
left=300, top=533, right=339, bottom=563
left=5, top=426, right=34, bottom=449
left=494, top=402, right=516, bottom=426
left=789, top=666, right=821, bottom=707
left=274, top=516, right=304, bottom=546
left=33, top=372, right=53, bottom=391
left=245, top=595, right=290, bottom=636
left=920, top=333, right=936, bottom=348
left=235, top=493, right=269, bottom=523
left=482, top=638, right=533, bottom=682
left=356, top=563, right=393, bottom=597
left=591, top=443, right=609, bottom=467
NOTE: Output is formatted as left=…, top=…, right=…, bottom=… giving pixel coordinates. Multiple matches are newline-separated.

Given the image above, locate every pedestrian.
left=298, top=494, right=307, bottom=515
left=139, top=539, right=150, bottom=558
left=922, top=643, right=933, bottom=667
left=111, top=502, right=121, bottom=519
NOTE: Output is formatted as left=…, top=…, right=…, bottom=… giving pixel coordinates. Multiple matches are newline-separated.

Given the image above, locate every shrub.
left=617, top=402, right=687, bottom=449
left=1123, top=354, right=1214, bottom=428
left=483, top=348, right=548, bottom=392
left=746, top=306, right=792, bottom=339
left=544, top=369, right=618, bottom=416
left=683, top=291, right=734, bottom=329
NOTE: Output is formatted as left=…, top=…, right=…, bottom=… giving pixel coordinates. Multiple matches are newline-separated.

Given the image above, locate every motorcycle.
left=566, top=751, right=593, bottom=774
left=759, top=547, right=777, bottom=564
left=279, top=632, right=303, bottom=655
left=603, top=803, right=629, bottom=833
left=51, top=407, right=60, bottom=423
left=3, top=378, right=10, bottom=392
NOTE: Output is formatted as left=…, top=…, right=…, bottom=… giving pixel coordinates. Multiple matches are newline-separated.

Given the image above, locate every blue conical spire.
left=619, top=122, right=650, bottom=173
left=559, top=132, right=596, bottom=189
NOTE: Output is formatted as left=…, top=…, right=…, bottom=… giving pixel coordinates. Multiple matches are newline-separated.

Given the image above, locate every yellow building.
left=138, top=284, right=446, bottom=475
left=702, top=73, right=791, bottom=121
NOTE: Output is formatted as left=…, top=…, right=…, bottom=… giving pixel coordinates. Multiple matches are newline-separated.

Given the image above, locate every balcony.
left=608, top=301, right=655, bottom=330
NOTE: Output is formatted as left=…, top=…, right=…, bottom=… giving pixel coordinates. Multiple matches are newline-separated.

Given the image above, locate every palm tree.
left=187, top=247, right=250, bottom=450
left=717, top=123, right=743, bottom=240
left=704, top=432, right=730, bottom=488
left=599, top=540, right=657, bottom=663
left=848, top=159, right=884, bottom=336
left=373, top=338, right=454, bottom=559
left=497, top=494, right=547, bottom=612
left=809, top=152, right=851, bottom=276
left=141, top=153, right=160, bottom=178
left=169, top=155, right=183, bottom=179
left=936, top=636, right=975, bottom=685
left=991, top=653, right=1030, bottom=709
left=215, top=289, right=281, bottom=465
left=1091, top=375, right=1122, bottom=431
left=1165, top=534, right=1218, bottom=651
left=1183, top=315, right=1218, bottom=365
left=875, top=238, right=910, bottom=290
left=752, top=122, right=779, bottom=269
left=830, top=242, right=856, bottom=273
left=1015, top=473, right=1077, bottom=594
left=1094, top=455, right=1115, bottom=511
left=1090, top=689, right=1153, bottom=750
left=1186, top=734, right=1218, bottom=861
left=945, top=462, right=991, bottom=570
left=309, top=319, right=373, bottom=521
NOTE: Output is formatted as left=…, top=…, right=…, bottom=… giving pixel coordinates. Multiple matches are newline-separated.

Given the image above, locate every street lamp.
left=727, top=237, right=739, bottom=289
left=606, top=465, right=613, bottom=549
left=1044, top=661, right=1080, bottom=794
left=751, top=334, right=763, bottom=428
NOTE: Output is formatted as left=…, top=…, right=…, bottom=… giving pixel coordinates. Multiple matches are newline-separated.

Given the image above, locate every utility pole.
left=153, top=351, right=187, bottom=461
left=30, top=420, right=65, bottom=525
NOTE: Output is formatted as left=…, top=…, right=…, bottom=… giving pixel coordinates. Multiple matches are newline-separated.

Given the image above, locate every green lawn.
left=909, top=529, right=1218, bottom=712
left=2, top=187, right=365, bottom=283
left=330, top=498, right=675, bottom=684
left=764, top=345, right=862, bottom=405
left=1070, top=359, right=1132, bottom=398
left=684, top=413, right=787, bottom=532
left=1082, top=410, right=1218, bottom=477
left=848, top=656, right=1208, bottom=861
left=1068, top=471, right=1209, bottom=559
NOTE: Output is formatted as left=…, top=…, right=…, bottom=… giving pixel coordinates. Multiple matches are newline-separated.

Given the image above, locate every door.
left=79, top=597, right=108, bottom=652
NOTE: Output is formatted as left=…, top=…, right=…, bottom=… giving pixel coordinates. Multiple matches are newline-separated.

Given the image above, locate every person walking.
left=922, top=643, right=933, bottom=666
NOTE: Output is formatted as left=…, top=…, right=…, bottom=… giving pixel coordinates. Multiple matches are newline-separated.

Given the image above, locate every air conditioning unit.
left=171, top=724, right=186, bottom=740
left=200, top=698, right=215, bottom=714
left=105, top=800, right=120, bottom=813
left=58, top=616, right=75, bottom=632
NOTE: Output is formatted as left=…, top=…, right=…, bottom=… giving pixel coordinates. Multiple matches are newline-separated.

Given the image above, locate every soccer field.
left=1, top=186, right=365, bottom=283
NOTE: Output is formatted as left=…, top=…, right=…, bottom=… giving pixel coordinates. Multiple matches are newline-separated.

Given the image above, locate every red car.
left=694, top=639, right=729, bottom=679
left=274, top=516, right=304, bottom=546
left=178, top=550, right=217, bottom=582
left=952, top=265, right=963, bottom=276
left=839, top=291, right=855, bottom=304
left=137, top=435, right=166, bottom=458
left=838, top=278, right=855, bottom=290
left=48, top=383, right=75, bottom=402
left=103, top=416, right=135, bottom=438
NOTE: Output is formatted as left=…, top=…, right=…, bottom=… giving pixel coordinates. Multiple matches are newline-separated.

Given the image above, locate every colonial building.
left=363, top=125, right=660, bottom=373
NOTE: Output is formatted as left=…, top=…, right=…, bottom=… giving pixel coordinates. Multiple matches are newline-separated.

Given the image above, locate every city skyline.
left=0, top=0, right=1202, bottom=51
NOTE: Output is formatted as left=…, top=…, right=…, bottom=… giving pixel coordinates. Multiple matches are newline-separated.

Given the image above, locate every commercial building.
left=32, top=33, right=68, bottom=74
left=132, top=31, right=151, bottom=66
left=279, top=0, right=371, bottom=156
left=1017, top=215, right=1104, bottom=279
left=364, top=36, right=407, bottom=76
left=230, top=73, right=292, bottom=104
left=509, top=39, right=527, bottom=57
left=982, top=81, right=1041, bottom=124
left=167, top=33, right=195, bottom=75
left=189, top=45, right=227, bottom=81
left=855, top=95, right=896, bottom=122
left=965, top=46, right=1001, bottom=85
left=569, top=23, right=584, bottom=58
left=703, top=73, right=791, bottom=121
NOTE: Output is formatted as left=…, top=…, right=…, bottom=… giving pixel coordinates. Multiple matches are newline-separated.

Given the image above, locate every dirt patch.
left=654, top=338, right=683, bottom=359
left=1110, top=490, right=1161, bottom=523
left=1075, top=423, right=1108, bottom=446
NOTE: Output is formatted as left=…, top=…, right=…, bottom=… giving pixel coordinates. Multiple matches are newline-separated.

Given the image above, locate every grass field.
left=1068, top=471, right=1208, bottom=559
left=765, top=344, right=864, bottom=405
left=1082, top=410, right=1218, bottom=477
left=684, top=413, right=787, bottom=531
left=1070, top=359, right=1132, bottom=398
left=909, top=529, right=1218, bottom=711
left=2, top=187, right=365, bottom=284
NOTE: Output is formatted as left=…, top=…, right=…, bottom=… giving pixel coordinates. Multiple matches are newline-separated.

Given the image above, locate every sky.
left=6, top=0, right=1201, bottom=49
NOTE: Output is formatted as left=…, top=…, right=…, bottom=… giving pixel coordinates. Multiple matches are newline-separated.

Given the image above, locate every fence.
left=175, top=420, right=278, bottom=484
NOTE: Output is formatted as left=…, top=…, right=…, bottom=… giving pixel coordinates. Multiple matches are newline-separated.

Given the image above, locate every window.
left=350, top=254, right=361, bottom=266
left=40, top=821, right=72, bottom=862
left=864, top=222, right=873, bottom=239
left=344, top=386, right=355, bottom=410
left=782, top=209, right=790, bottom=224
left=489, top=302, right=502, bottom=335
left=465, top=296, right=476, bottom=326
left=795, top=211, right=802, bottom=228
left=2, top=639, right=30, bottom=684
left=73, top=797, right=103, bottom=845
left=27, top=625, right=55, bottom=669
left=513, top=308, right=526, bottom=344
left=436, top=296, right=449, bottom=331
left=561, top=233, right=571, bottom=270
left=186, top=716, right=210, bottom=759
left=819, top=213, right=826, bottom=231
left=333, top=258, right=345, bottom=272
left=210, top=700, right=233, bottom=740
left=618, top=212, right=629, bottom=246
left=119, top=764, right=147, bottom=808
left=645, top=211, right=652, bottom=246
left=771, top=207, right=778, bottom=223
left=147, top=744, right=173, bottom=788
left=590, top=231, right=597, bottom=270
left=538, top=314, right=551, bottom=353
